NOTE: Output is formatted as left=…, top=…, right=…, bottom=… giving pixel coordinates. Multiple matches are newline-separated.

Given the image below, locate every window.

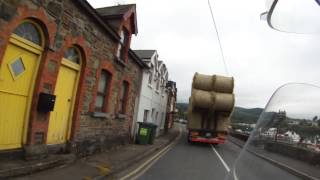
left=156, top=79, right=160, bottom=90
left=155, top=112, right=159, bottom=122
left=64, top=47, right=80, bottom=64
left=148, top=72, right=153, bottom=85
left=161, top=80, right=165, bottom=94
left=116, top=29, right=129, bottom=61
left=143, top=110, right=149, bottom=122
left=13, top=22, right=41, bottom=45
left=95, top=70, right=112, bottom=112
left=119, top=81, right=129, bottom=114
left=148, top=65, right=154, bottom=84
left=10, top=57, right=25, bottom=77
left=151, top=108, right=155, bottom=122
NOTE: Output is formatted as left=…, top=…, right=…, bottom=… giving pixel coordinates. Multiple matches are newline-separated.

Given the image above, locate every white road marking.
left=119, top=127, right=182, bottom=180
left=233, top=166, right=239, bottom=180
left=131, top=144, right=173, bottom=180
left=210, top=144, right=230, bottom=172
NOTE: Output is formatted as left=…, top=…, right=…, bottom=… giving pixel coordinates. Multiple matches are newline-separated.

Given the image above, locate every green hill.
left=231, top=107, right=263, bottom=124
left=176, top=103, right=263, bottom=124
left=176, top=103, right=189, bottom=119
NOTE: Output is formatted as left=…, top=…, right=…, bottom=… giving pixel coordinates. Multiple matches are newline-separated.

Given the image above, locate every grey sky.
left=88, top=0, right=320, bottom=108
left=266, top=83, right=320, bottom=120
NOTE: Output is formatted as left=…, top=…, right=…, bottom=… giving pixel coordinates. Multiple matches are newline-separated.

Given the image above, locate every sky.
left=88, top=0, right=320, bottom=108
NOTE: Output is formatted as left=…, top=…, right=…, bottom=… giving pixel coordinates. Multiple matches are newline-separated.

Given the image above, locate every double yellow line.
left=120, top=128, right=182, bottom=180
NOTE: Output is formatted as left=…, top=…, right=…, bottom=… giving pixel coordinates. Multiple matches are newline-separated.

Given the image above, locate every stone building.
left=0, top=0, right=147, bottom=158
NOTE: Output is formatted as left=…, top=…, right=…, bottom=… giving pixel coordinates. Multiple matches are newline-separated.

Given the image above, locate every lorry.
left=187, top=73, right=235, bottom=145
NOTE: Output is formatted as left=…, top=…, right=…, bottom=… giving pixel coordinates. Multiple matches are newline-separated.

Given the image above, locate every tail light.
left=217, top=132, right=227, bottom=139
left=190, top=131, right=199, bottom=136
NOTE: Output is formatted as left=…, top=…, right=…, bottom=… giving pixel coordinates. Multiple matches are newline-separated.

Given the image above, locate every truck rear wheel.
left=211, top=143, right=218, bottom=147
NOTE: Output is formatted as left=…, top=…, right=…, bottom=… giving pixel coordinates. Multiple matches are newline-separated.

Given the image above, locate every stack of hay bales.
left=188, top=73, right=234, bottom=133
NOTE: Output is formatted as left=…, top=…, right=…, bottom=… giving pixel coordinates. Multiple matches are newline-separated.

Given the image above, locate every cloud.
left=88, top=0, right=320, bottom=109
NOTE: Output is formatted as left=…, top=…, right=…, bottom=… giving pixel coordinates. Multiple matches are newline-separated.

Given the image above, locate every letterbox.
left=37, top=92, right=56, bottom=112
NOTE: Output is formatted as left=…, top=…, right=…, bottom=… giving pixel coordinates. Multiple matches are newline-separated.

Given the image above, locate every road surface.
left=137, top=128, right=301, bottom=180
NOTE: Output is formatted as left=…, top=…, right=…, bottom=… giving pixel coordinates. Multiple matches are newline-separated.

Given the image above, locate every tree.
left=300, top=119, right=312, bottom=126
left=313, top=116, right=318, bottom=122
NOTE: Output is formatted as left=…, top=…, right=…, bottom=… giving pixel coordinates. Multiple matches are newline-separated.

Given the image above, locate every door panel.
left=47, top=64, right=78, bottom=144
left=0, top=43, right=38, bottom=150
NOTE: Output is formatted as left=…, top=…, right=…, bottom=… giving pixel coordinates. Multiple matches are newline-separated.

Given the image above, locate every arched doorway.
left=0, top=20, right=44, bottom=150
left=47, top=46, right=82, bottom=145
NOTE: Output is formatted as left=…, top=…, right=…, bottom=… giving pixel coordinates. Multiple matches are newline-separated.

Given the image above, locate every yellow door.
left=0, top=41, right=40, bottom=150
left=47, top=60, right=79, bottom=144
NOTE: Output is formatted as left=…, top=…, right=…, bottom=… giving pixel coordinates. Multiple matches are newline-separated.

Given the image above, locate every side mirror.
left=262, top=0, right=320, bottom=34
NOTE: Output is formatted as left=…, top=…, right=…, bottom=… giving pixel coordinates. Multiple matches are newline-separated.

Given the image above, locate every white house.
left=284, top=131, right=300, bottom=142
left=133, top=50, right=169, bottom=136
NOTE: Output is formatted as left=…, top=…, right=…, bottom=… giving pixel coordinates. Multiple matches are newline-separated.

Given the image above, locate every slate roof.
left=76, top=0, right=144, bottom=67
left=96, top=4, right=135, bottom=17
left=95, top=4, right=138, bottom=34
left=133, top=50, right=156, bottom=59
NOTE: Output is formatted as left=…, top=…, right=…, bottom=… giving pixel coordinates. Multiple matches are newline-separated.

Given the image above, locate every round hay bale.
left=214, top=75, right=234, bottom=93
left=214, top=93, right=235, bottom=112
left=216, top=113, right=231, bottom=132
left=192, top=89, right=215, bottom=109
left=193, top=72, right=216, bottom=91
left=188, top=97, right=193, bottom=112
left=188, top=111, right=203, bottom=129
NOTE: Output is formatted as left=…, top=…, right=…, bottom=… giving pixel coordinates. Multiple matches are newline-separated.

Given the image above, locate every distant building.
left=263, top=128, right=277, bottom=137
left=165, top=81, right=177, bottom=131
left=288, top=121, right=300, bottom=125
left=284, top=131, right=300, bottom=142
left=311, top=121, right=318, bottom=127
left=134, top=50, right=170, bottom=136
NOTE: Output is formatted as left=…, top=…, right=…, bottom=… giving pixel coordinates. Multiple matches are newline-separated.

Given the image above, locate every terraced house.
left=0, top=0, right=148, bottom=159
left=133, top=50, right=171, bottom=137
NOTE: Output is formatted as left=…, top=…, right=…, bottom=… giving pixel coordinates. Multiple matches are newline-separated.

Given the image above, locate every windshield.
left=265, top=0, right=320, bottom=33
left=1, top=0, right=320, bottom=180
left=226, top=83, right=320, bottom=180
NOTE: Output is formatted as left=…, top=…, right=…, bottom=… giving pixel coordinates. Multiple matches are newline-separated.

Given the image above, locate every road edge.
left=93, top=128, right=182, bottom=179
left=228, top=137, right=319, bottom=180
left=120, top=128, right=182, bottom=180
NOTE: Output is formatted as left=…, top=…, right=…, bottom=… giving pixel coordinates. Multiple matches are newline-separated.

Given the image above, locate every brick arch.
left=89, top=60, right=116, bottom=113
left=27, top=33, right=92, bottom=144
left=115, top=75, right=135, bottom=139
left=61, top=36, right=90, bottom=66
left=57, top=35, right=92, bottom=140
left=0, top=6, right=57, bottom=64
left=0, top=5, right=60, bottom=145
left=115, top=75, right=133, bottom=115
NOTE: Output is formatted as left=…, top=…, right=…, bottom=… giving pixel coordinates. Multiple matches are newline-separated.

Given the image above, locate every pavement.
left=0, top=154, right=76, bottom=179
left=3, top=127, right=179, bottom=180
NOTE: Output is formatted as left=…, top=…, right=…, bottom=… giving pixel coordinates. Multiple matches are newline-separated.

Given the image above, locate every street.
left=136, top=126, right=301, bottom=180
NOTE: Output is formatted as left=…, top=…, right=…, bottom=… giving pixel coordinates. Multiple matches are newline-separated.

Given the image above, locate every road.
left=137, top=128, right=301, bottom=180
